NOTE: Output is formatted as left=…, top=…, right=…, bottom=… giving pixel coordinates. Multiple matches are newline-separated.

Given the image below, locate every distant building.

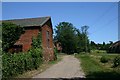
left=108, top=40, right=120, bottom=53
left=54, top=40, right=62, bottom=53
left=3, top=16, right=55, bottom=61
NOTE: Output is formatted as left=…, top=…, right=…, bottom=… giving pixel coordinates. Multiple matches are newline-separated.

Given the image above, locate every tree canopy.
left=54, top=22, right=90, bottom=54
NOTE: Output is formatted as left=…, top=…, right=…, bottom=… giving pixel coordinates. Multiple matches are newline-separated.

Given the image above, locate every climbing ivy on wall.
left=32, top=32, right=42, bottom=49
left=2, top=22, right=24, bottom=52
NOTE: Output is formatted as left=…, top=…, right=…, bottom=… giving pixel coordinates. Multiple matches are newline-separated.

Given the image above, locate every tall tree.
left=81, top=25, right=90, bottom=52
left=54, top=22, right=90, bottom=54
left=54, top=22, right=77, bottom=54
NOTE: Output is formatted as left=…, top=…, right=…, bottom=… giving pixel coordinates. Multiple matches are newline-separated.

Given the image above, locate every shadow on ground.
left=86, top=71, right=120, bottom=78
left=3, top=71, right=120, bottom=80
left=53, top=71, right=120, bottom=80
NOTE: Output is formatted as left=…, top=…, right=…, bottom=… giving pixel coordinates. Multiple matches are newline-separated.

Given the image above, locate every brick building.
left=3, top=16, right=55, bottom=61
left=54, top=41, right=62, bottom=53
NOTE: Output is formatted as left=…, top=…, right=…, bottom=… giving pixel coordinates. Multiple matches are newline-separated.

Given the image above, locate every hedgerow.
left=2, top=48, right=43, bottom=78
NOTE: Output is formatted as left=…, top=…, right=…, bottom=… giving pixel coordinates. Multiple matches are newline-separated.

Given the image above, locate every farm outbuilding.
left=108, top=40, right=120, bottom=53
left=3, top=16, right=55, bottom=61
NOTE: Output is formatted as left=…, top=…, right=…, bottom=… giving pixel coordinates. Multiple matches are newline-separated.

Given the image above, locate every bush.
left=2, top=52, right=25, bottom=78
left=2, top=22, right=23, bottom=51
left=100, top=56, right=109, bottom=63
left=32, top=32, right=42, bottom=49
left=113, top=56, right=120, bottom=67
left=29, top=48, right=43, bottom=69
left=2, top=48, right=43, bottom=78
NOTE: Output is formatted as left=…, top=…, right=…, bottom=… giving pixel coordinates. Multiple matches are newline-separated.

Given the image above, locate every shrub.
left=100, top=56, right=109, bottom=63
left=113, top=56, right=120, bottom=67
left=32, top=32, right=42, bottom=49
left=29, top=48, right=43, bottom=69
left=2, top=48, right=43, bottom=78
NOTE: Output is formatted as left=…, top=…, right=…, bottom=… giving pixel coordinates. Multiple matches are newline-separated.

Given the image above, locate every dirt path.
left=33, top=55, right=85, bottom=78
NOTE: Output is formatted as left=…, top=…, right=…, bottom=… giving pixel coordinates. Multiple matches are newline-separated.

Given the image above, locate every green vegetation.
left=113, top=56, right=120, bottom=67
left=100, top=56, right=109, bottom=63
left=16, top=54, right=63, bottom=78
left=54, top=22, right=90, bottom=54
left=75, top=51, right=120, bottom=78
left=75, top=54, right=103, bottom=77
left=2, top=22, right=24, bottom=51
left=2, top=26, right=43, bottom=78
left=54, top=47, right=58, bottom=60
left=2, top=48, right=42, bottom=78
left=90, top=41, right=113, bottom=52
left=32, top=32, right=42, bottom=49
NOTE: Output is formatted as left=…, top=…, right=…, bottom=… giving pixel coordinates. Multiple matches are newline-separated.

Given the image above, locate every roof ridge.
left=2, top=16, right=51, bottom=27
left=2, top=16, right=51, bottom=21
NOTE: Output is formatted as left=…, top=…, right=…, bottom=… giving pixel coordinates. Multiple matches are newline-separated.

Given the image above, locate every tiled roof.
left=2, top=16, right=50, bottom=27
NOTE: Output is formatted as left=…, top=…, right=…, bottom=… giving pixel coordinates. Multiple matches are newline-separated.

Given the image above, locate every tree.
left=75, top=29, right=82, bottom=52
left=90, top=41, right=97, bottom=50
left=54, top=22, right=90, bottom=54
left=2, top=22, right=23, bottom=51
left=81, top=25, right=90, bottom=52
left=54, top=22, right=77, bottom=54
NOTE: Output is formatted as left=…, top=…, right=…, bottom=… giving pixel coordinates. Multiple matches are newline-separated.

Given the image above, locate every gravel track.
left=33, top=55, right=85, bottom=78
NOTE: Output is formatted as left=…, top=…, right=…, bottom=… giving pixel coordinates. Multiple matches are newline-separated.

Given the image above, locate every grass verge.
left=75, top=53, right=120, bottom=79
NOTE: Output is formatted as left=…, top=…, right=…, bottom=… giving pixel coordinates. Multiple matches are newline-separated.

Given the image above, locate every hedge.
left=2, top=48, right=43, bottom=78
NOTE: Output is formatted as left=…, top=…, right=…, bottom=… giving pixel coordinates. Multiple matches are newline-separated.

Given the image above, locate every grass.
left=16, top=54, right=63, bottom=78
left=75, top=54, right=104, bottom=76
left=75, top=51, right=120, bottom=79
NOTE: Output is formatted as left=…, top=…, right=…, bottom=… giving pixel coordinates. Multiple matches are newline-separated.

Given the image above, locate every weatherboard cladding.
left=3, top=16, right=55, bottom=61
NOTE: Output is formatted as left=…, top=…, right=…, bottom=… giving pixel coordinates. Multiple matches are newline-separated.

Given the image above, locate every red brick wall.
left=41, top=22, right=54, bottom=61
left=17, top=23, right=54, bottom=61
left=15, top=28, right=39, bottom=52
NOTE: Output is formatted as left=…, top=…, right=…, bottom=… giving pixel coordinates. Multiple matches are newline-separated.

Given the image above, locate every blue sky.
left=2, top=2, right=118, bottom=44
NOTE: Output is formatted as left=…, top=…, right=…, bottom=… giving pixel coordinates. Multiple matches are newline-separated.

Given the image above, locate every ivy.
left=2, top=22, right=24, bottom=52
left=32, top=32, right=42, bottom=49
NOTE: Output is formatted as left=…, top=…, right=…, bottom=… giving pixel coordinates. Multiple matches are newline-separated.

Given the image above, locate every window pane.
left=46, top=31, right=49, bottom=48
